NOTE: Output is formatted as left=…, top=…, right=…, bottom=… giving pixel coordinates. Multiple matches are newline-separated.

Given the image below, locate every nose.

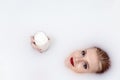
left=75, top=57, right=83, bottom=63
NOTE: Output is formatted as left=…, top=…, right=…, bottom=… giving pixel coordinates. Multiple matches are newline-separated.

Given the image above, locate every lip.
left=70, top=57, right=74, bottom=66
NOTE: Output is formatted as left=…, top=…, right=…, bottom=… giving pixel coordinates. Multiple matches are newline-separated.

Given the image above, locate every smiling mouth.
left=70, top=57, right=74, bottom=66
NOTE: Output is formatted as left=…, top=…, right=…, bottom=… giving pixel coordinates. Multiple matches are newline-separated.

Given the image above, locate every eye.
left=83, top=62, right=88, bottom=69
left=81, top=50, right=86, bottom=57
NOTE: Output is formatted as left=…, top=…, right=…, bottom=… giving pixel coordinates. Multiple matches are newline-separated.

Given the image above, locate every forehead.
left=86, top=48, right=99, bottom=72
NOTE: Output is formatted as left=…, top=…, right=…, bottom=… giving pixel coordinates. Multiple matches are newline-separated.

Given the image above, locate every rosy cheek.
left=70, top=54, right=76, bottom=58
left=72, top=52, right=79, bottom=57
left=75, top=65, right=83, bottom=72
left=75, top=63, right=82, bottom=69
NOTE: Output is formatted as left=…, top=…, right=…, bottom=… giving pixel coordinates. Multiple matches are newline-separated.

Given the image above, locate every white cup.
left=33, top=31, right=50, bottom=52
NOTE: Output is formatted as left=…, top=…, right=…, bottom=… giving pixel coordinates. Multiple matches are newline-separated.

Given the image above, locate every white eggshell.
left=34, top=32, right=50, bottom=51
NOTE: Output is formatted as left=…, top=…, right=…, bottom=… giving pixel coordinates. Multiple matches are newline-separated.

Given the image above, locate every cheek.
left=71, top=51, right=80, bottom=57
left=74, top=63, right=85, bottom=72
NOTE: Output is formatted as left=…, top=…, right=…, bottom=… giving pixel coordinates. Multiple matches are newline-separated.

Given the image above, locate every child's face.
left=65, top=47, right=99, bottom=73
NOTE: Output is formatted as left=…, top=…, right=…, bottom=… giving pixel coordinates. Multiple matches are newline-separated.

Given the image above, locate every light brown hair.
left=95, top=47, right=110, bottom=73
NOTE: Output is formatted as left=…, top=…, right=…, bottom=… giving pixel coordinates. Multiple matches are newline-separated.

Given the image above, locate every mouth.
left=70, top=57, right=74, bottom=66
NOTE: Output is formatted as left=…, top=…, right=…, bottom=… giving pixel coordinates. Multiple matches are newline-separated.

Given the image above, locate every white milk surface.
left=0, top=0, right=120, bottom=80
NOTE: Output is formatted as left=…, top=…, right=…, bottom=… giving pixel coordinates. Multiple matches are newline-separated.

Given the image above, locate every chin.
left=65, top=57, right=71, bottom=68
left=65, top=57, right=78, bottom=73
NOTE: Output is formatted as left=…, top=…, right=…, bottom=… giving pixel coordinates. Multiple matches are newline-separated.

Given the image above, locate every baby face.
left=65, top=47, right=99, bottom=73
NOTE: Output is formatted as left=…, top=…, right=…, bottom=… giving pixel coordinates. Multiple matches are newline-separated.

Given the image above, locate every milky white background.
left=0, top=0, right=120, bottom=80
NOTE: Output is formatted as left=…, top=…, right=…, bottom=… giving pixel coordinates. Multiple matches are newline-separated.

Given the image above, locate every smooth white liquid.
left=0, top=0, right=120, bottom=80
